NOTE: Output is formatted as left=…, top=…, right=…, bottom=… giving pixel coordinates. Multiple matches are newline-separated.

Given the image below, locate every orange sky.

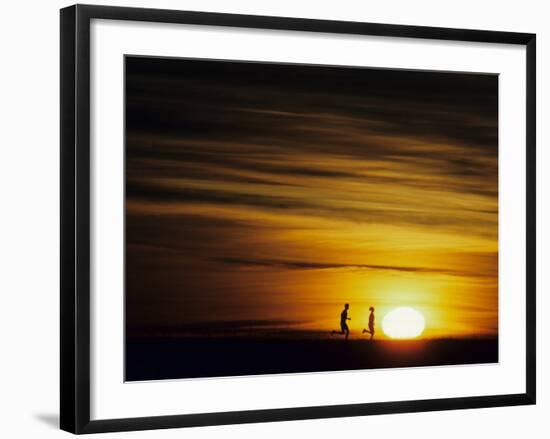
left=125, top=57, right=498, bottom=340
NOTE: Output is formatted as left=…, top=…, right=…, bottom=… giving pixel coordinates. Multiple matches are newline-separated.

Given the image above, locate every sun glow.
left=382, top=307, right=426, bottom=339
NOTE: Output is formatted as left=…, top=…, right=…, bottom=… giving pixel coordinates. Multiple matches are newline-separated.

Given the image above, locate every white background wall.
left=0, top=0, right=547, bottom=437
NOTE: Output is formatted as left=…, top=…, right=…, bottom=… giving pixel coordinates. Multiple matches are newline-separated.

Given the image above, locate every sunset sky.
left=125, top=56, right=498, bottom=340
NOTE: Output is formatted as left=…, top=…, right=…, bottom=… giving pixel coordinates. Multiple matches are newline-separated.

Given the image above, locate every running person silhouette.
left=362, top=306, right=375, bottom=340
left=331, top=303, right=351, bottom=340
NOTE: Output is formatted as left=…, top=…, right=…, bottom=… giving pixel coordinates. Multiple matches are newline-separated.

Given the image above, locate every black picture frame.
left=60, top=4, right=536, bottom=434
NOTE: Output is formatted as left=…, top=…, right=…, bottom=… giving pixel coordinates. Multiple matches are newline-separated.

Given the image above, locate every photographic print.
left=125, top=56, right=498, bottom=381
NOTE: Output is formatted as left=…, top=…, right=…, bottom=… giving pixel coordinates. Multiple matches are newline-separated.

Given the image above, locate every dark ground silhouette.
left=126, top=336, right=498, bottom=381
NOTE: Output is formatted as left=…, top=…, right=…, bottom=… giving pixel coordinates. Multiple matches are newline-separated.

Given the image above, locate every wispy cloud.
left=210, top=256, right=490, bottom=278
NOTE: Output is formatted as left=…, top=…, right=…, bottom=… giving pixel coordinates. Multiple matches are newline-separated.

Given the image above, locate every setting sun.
left=382, top=307, right=426, bottom=339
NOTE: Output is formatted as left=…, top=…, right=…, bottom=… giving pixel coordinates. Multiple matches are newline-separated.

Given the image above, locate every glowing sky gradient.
left=125, top=56, right=498, bottom=340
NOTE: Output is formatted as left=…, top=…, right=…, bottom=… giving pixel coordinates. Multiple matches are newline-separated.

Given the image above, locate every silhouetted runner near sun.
left=362, top=306, right=375, bottom=340
left=331, top=303, right=351, bottom=340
